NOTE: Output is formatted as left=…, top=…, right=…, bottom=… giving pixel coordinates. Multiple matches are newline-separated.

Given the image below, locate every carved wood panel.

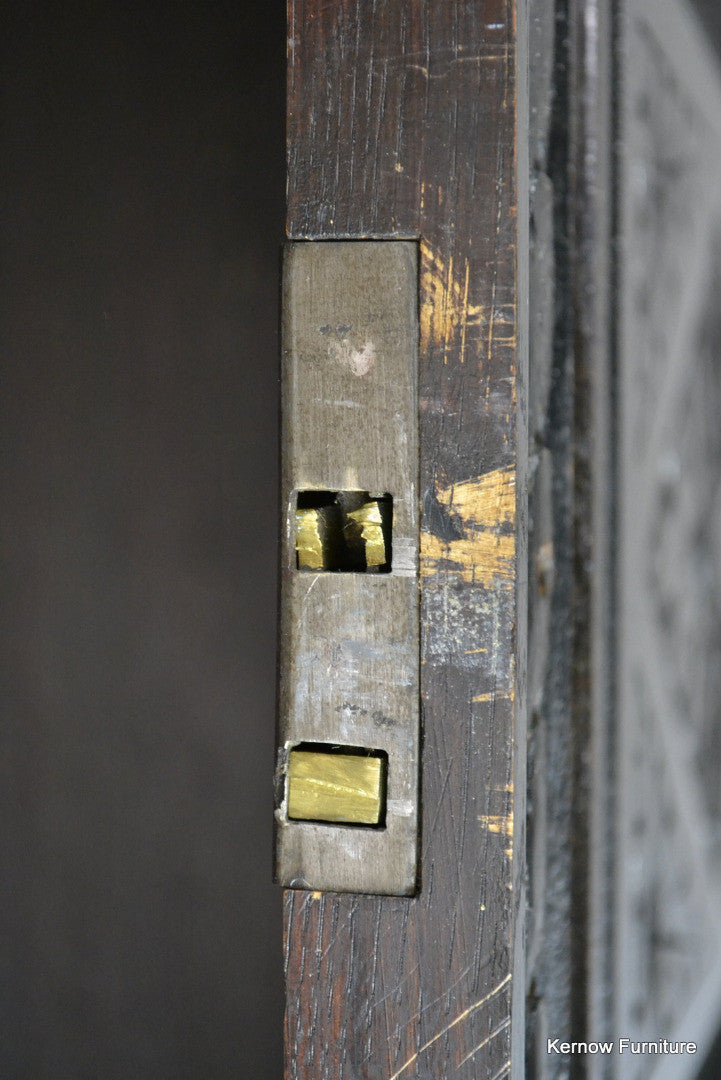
left=617, top=1, right=721, bottom=1074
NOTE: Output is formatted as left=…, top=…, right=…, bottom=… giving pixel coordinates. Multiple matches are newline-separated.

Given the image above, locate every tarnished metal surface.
left=275, top=241, right=419, bottom=896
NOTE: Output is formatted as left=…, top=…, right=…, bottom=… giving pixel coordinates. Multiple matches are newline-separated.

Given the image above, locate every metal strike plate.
left=275, top=241, right=419, bottom=896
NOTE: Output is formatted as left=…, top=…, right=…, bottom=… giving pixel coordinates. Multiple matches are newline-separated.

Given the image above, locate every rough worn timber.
left=283, top=2, right=528, bottom=1078
left=525, top=1, right=617, bottom=1077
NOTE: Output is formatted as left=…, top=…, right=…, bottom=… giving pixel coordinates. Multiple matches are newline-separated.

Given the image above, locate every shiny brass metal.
left=347, top=500, right=387, bottom=567
left=287, top=749, right=385, bottom=825
left=295, top=507, right=325, bottom=569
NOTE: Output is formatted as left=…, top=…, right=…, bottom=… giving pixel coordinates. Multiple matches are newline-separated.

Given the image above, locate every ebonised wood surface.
left=283, top=2, right=528, bottom=1077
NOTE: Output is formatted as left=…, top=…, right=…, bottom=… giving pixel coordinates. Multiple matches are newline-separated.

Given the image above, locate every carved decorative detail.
left=618, top=8, right=721, bottom=1071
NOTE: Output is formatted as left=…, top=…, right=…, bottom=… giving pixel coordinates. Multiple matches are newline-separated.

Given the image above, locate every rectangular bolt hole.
left=287, top=743, right=388, bottom=827
left=295, top=490, right=392, bottom=572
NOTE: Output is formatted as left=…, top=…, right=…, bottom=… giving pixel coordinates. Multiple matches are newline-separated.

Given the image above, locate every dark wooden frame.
left=283, top=2, right=528, bottom=1077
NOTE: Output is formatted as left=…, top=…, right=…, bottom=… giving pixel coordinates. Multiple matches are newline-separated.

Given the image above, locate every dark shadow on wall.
left=0, top=4, right=285, bottom=1077
left=694, top=0, right=721, bottom=55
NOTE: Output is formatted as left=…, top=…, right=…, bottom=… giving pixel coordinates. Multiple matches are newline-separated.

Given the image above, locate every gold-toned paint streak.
left=421, top=466, right=516, bottom=587
left=387, top=973, right=512, bottom=1080
left=473, top=689, right=515, bottom=705
left=456, top=1017, right=511, bottom=1068
left=464, top=647, right=488, bottom=654
left=443, top=468, right=515, bottom=527
left=421, top=534, right=514, bottom=586
left=310, top=891, right=322, bottom=900
left=477, top=812, right=514, bottom=839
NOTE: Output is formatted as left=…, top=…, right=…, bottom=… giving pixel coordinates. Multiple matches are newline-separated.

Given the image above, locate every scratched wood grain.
left=283, top=2, right=528, bottom=1078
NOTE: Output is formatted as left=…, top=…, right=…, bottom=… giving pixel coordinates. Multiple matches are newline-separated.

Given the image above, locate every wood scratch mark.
left=474, top=686, right=514, bottom=704
left=370, top=960, right=422, bottom=1011
left=402, top=52, right=510, bottom=80
left=442, top=252, right=452, bottom=364
left=456, top=1017, right=511, bottom=1068
left=421, top=467, right=516, bottom=586
left=421, top=531, right=514, bottom=584
left=443, top=468, right=515, bottom=527
left=460, top=258, right=470, bottom=363
left=477, top=812, right=514, bottom=839
left=387, top=973, right=511, bottom=1080
left=420, top=243, right=485, bottom=365
left=428, top=757, right=454, bottom=839
left=386, top=959, right=477, bottom=1036
left=316, top=909, right=353, bottom=964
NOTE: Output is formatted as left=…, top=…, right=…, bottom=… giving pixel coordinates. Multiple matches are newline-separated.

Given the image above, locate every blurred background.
left=1, top=3, right=285, bottom=1077
left=696, top=0, right=721, bottom=41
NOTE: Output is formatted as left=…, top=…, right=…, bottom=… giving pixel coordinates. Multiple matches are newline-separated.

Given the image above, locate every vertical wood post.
left=283, top=3, right=528, bottom=1076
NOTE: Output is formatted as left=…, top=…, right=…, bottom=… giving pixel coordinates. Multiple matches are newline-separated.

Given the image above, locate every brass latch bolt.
left=295, top=490, right=392, bottom=572
left=287, top=746, right=387, bottom=826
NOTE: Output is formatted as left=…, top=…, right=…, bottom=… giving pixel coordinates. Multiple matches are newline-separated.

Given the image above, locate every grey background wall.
left=1, top=4, right=285, bottom=1077
left=695, top=0, right=721, bottom=47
